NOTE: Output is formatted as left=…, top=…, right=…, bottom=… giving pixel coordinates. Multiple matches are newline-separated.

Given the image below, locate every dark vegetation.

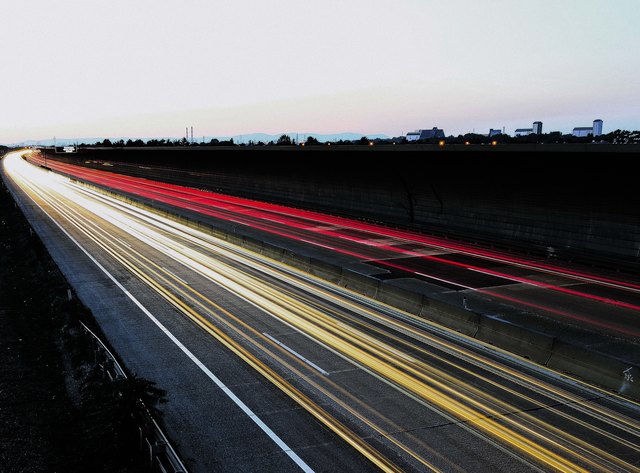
left=0, top=164, right=164, bottom=472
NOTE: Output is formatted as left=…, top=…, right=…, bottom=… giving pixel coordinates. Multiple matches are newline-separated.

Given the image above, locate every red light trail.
left=28, top=154, right=640, bottom=338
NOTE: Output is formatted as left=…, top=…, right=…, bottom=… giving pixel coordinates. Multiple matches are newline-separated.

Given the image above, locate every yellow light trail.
left=30, top=187, right=442, bottom=472
left=2, top=151, right=409, bottom=473
left=63, top=175, right=640, bottom=433
left=92, top=200, right=633, bottom=471
left=5, top=151, right=640, bottom=473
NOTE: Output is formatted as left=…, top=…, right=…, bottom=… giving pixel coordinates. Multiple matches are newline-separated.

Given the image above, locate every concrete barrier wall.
left=338, top=271, right=380, bottom=298
left=547, top=342, right=639, bottom=399
left=475, top=316, right=555, bottom=364
left=62, top=176, right=640, bottom=401
left=285, top=252, right=312, bottom=273
left=376, top=283, right=424, bottom=315
left=307, top=258, right=343, bottom=283
left=418, top=298, right=480, bottom=336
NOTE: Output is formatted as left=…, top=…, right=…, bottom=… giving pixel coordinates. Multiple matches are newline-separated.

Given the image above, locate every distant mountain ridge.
left=6, top=132, right=391, bottom=147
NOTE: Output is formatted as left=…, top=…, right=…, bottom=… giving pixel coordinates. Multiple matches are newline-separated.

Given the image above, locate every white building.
left=406, top=127, right=445, bottom=141
left=572, top=119, right=604, bottom=137
left=515, top=128, right=533, bottom=137
left=533, top=121, right=543, bottom=134
left=572, top=127, right=593, bottom=137
left=514, top=121, right=542, bottom=136
left=593, top=119, right=603, bottom=136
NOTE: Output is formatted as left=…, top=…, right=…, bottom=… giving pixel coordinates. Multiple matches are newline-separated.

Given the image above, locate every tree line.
left=75, top=129, right=640, bottom=148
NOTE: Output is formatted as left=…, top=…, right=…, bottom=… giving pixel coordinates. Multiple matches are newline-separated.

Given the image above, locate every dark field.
left=0, top=170, right=156, bottom=472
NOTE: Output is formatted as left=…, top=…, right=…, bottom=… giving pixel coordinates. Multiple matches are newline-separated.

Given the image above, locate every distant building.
left=572, top=127, right=593, bottom=137
left=489, top=129, right=502, bottom=137
left=533, top=121, right=543, bottom=134
left=593, top=119, right=603, bottom=136
left=406, top=131, right=421, bottom=142
left=406, top=127, right=445, bottom=142
left=515, top=120, right=542, bottom=136
left=515, top=128, right=533, bottom=137
left=572, top=119, right=604, bottom=137
left=419, top=127, right=445, bottom=140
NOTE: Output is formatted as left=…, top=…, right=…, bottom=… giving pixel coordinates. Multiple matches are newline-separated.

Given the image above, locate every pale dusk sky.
left=1, top=0, right=638, bottom=143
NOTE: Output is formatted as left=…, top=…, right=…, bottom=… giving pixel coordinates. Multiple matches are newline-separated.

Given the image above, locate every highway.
left=29, top=154, right=640, bottom=343
left=4, top=151, right=640, bottom=472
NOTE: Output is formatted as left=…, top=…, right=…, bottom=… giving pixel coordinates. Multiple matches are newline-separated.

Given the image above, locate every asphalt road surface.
left=30, top=154, right=640, bottom=350
left=4, top=151, right=640, bottom=472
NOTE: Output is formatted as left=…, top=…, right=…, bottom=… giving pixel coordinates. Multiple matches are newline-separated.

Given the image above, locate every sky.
left=1, top=0, right=639, bottom=143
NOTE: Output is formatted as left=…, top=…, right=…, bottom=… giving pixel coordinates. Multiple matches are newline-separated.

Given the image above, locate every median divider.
left=546, top=341, right=640, bottom=399
left=286, top=252, right=312, bottom=273
left=238, top=235, right=264, bottom=254
left=376, top=282, right=424, bottom=315
left=58, top=174, right=640, bottom=401
left=474, top=315, right=555, bottom=365
left=260, top=243, right=286, bottom=262
left=338, top=270, right=380, bottom=298
left=419, top=299, right=479, bottom=336
left=307, top=258, right=343, bottom=283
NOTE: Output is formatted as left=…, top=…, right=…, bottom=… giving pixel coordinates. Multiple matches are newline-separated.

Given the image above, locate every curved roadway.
left=3, top=151, right=640, bottom=472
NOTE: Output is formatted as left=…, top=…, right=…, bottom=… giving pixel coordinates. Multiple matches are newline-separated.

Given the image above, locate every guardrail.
left=80, top=321, right=188, bottom=473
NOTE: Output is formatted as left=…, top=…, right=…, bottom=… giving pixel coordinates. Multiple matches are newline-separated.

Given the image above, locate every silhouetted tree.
left=146, top=138, right=167, bottom=146
left=601, top=129, right=631, bottom=144
left=276, top=134, right=292, bottom=145
left=79, top=371, right=166, bottom=467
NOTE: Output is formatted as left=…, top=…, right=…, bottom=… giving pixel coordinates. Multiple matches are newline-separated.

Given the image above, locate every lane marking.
left=115, top=238, right=131, bottom=249
left=299, top=239, right=335, bottom=250
left=466, top=267, right=523, bottom=283
left=414, top=272, right=476, bottom=291
left=162, top=266, right=190, bottom=286
left=17, top=184, right=315, bottom=473
left=263, top=333, right=330, bottom=376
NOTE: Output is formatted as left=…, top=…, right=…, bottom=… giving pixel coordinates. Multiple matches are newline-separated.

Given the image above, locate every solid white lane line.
left=299, top=239, right=335, bottom=250
left=466, top=267, right=523, bottom=283
left=414, top=272, right=476, bottom=291
left=263, top=333, right=330, bottom=376
left=19, top=184, right=315, bottom=473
